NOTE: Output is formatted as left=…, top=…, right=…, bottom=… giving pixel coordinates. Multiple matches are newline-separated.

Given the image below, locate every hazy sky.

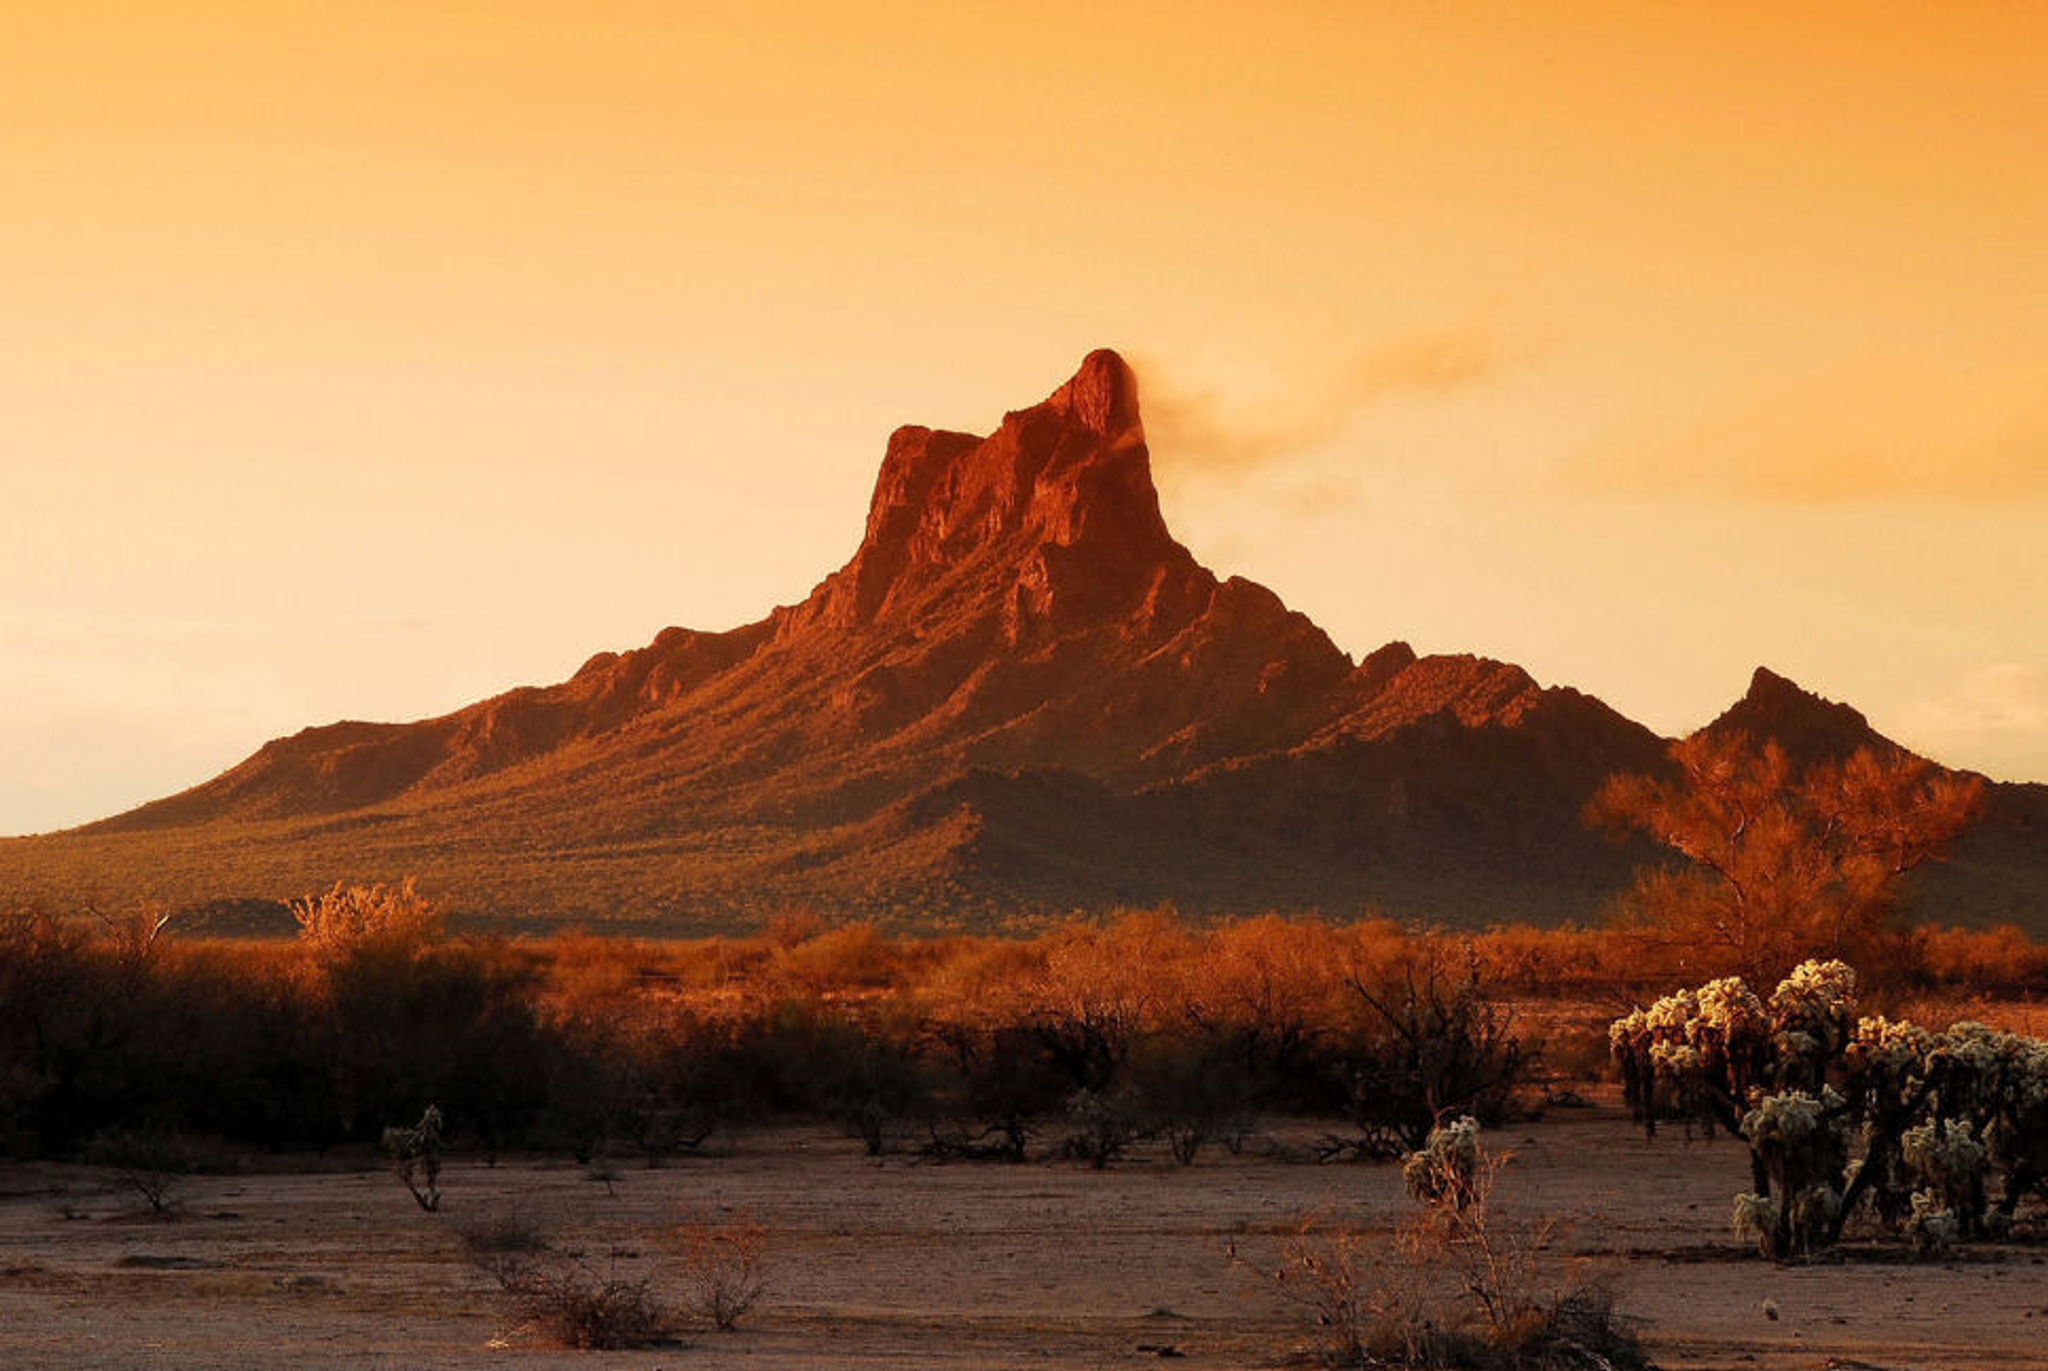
left=5, top=2, right=2046, bottom=835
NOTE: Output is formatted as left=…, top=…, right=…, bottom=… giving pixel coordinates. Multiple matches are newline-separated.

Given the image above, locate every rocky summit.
left=3, top=352, right=2039, bottom=932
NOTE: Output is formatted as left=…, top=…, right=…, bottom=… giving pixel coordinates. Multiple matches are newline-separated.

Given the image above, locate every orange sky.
left=4, top=2, right=2046, bottom=834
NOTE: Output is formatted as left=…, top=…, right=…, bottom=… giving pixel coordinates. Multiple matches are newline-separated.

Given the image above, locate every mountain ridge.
left=7, top=351, right=2042, bottom=933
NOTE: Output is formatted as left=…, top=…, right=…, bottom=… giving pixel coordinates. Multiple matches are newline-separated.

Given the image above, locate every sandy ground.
left=3, top=1109, right=2045, bottom=1371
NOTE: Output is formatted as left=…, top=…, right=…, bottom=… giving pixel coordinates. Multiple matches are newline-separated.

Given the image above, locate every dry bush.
left=673, top=1211, right=770, bottom=1331
left=1341, top=937, right=1535, bottom=1153
left=1056, top=1084, right=1147, bottom=1168
left=85, top=1129, right=225, bottom=1216
left=1249, top=1214, right=1406, bottom=1367
left=292, top=879, right=444, bottom=963
left=457, top=1204, right=549, bottom=1256
left=496, top=1249, right=670, bottom=1350
left=1243, top=1120, right=1651, bottom=1370
left=772, top=921, right=901, bottom=991
left=762, top=907, right=828, bottom=950
left=1909, top=924, right=2048, bottom=999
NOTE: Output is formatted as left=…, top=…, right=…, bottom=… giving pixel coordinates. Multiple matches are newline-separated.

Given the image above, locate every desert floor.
left=3, top=1108, right=2045, bottom=1371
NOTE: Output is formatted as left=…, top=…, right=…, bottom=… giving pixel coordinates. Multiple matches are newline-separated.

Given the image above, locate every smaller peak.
left=1745, top=665, right=1807, bottom=700
left=1044, top=349, right=1141, bottom=438
left=1357, top=640, right=1419, bottom=692
left=1705, top=664, right=1889, bottom=770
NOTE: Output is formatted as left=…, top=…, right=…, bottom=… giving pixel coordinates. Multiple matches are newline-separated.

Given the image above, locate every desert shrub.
left=764, top=1007, right=934, bottom=1155
left=1056, top=1084, right=1147, bottom=1168
left=1013, top=915, right=1173, bottom=1095
left=85, top=1128, right=231, bottom=1216
left=0, top=910, right=162, bottom=1154
left=318, top=936, right=548, bottom=1146
left=762, top=906, right=828, bottom=950
left=1125, top=1028, right=1258, bottom=1164
left=495, top=1249, right=671, bottom=1350
left=770, top=921, right=903, bottom=992
left=458, top=1204, right=549, bottom=1255
left=456, top=1203, right=553, bottom=1288
left=125, top=942, right=335, bottom=1148
left=1909, top=924, right=2048, bottom=998
left=1244, top=1119, right=1650, bottom=1370
left=619, top=1007, right=760, bottom=1162
left=1613, top=959, right=2048, bottom=1259
left=917, top=1021, right=1063, bottom=1160
left=1258, top=1214, right=1383, bottom=1366
left=673, top=1211, right=770, bottom=1331
left=292, top=879, right=444, bottom=963
left=1338, top=936, right=1535, bottom=1154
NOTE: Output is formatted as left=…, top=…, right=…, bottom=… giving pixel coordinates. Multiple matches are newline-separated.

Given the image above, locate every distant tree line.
left=0, top=893, right=1555, bottom=1164
left=3, top=722, right=2039, bottom=1172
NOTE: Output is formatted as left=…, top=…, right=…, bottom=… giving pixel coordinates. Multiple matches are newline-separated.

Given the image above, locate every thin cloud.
left=1136, top=315, right=1521, bottom=477
left=1576, top=357, right=2048, bottom=503
left=1901, top=663, right=2048, bottom=783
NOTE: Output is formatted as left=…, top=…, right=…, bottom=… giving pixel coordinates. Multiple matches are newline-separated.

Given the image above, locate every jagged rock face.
left=43, top=350, right=1691, bottom=925
left=806, top=350, right=1170, bottom=635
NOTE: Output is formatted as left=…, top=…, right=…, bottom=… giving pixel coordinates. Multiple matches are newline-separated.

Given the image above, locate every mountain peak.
left=1044, top=348, right=1142, bottom=439
left=1701, top=664, right=1891, bottom=770
left=1743, top=665, right=1811, bottom=703
left=811, top=351, right=1178, bottom=631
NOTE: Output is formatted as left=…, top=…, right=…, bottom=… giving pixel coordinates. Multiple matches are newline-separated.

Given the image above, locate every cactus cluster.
left=1612, top=960, right=2048, bottom=1259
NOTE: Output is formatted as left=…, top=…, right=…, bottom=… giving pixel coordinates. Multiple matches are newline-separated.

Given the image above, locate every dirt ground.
left=3, top=1109, right=2045, bottom=1371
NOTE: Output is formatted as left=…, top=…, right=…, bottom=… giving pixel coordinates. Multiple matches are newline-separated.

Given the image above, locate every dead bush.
left=673, top=1211, right=770, bottom=1331
left=495, top=1249, right=670, bottom=1350
left=457, top=1204, right=549, bottom=1256
left=85, top=1129, right=226, bottom=1217
left=1241, top=1119, right=1653, bottom=1370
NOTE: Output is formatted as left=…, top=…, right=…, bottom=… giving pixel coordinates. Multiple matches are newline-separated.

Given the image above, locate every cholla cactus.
left=1730, top=1192, right=1777, bottom=1253
left=1695, top=978, right=1769, bottom=1067
left=1615, top=959, right=2048, bottom=1259
left=1402, top=1115, right=1483, bottom=1210
left=1738, top=1089, right=1850, bottom=1259
left=1766, top=960, right=1856, bottom=1090
left=1611, top=962, right=1845, bottom=1145
left=1904, top=1190, right=1960, bottom=1254
left=1903, top=1118, right=1985, bottom=1192
left=1768, top=959, right=1856, bottom=1023
left=382, top=1104, right=445, bottom=1212
left=1847, top=1016, right=1933, bottom=1078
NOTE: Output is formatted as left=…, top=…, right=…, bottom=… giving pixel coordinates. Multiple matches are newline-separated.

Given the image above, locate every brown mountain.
left=2, top=351, right=2035, bottom=933
left=1699, top=666, right=1896, bottom=771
